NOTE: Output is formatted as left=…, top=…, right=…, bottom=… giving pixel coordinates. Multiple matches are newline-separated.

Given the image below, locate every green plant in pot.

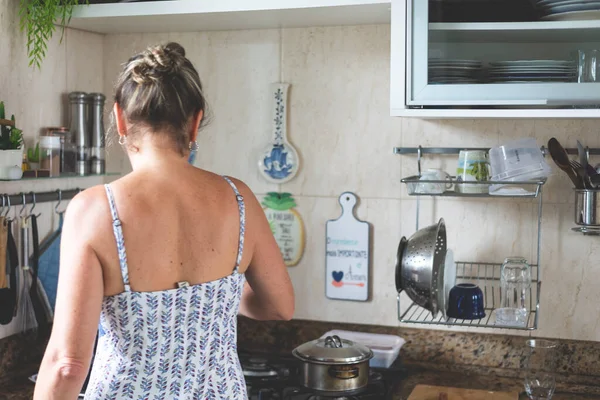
left=0, top=102, right=25, bottom=180
left=19, top=0, right=89, bottom=69
left=28, top=142, right=41, bottom=170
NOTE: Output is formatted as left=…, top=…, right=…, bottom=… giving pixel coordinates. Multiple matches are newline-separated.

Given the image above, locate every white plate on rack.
left=490, top=60, right=574, bottom=66
left=542, top=9, right=600, bottom=20
left=546, top=3, right=600, bottom=14
left=538, top=0, right=600, bottom=7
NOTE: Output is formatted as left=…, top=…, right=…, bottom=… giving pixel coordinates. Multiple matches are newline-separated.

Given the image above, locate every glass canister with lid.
left=40, top=135, right=61, bottom=177
left=46, top=127, right=77, bottom=175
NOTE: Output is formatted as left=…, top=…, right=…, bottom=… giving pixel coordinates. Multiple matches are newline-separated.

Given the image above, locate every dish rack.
left=395, top=146, right=545, bottom=330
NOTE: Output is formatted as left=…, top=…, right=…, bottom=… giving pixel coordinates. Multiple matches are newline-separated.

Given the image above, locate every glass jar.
left=47, top=127, right=76, bottom=175
left=40, top=135, right=61, bottom=177
left=496, top=257, right=531, bottom=327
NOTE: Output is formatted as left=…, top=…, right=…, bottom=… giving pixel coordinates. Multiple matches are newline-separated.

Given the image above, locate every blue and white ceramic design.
left=258, top=83, right=299, bottom=184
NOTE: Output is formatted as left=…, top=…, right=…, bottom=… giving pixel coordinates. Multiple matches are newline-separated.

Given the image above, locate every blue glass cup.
left=447, top=283, right=486, bottom=320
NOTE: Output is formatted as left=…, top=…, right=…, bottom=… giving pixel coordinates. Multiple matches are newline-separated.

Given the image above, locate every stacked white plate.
left=488, top=60, right=577, bottom=83
left=428, top=59, right=482, bottom=85
left=535, top=0, right=600, bottom=21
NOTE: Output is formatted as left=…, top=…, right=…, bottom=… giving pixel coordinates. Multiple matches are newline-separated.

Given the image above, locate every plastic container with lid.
left=489, top=138, right=551, bottom=183
left=40, top=135, right=61, bottom=177
left=320, top=330, right=406, bottom=368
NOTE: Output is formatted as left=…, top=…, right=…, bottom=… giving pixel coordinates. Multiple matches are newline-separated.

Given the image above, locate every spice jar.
left=40, top=135, right=61, bottom=177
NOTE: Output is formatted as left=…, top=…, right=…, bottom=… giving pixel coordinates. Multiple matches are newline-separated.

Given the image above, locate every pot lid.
left=292, top=335, right=373, bottom=364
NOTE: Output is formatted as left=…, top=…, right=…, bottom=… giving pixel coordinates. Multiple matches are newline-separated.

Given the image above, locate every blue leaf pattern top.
left=85, top=179, right=247, bottom=399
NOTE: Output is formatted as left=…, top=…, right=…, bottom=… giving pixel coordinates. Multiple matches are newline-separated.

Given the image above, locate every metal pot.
left=575, top=189, right=600, bottom=226
left=292, top=335, right=373, bottom=393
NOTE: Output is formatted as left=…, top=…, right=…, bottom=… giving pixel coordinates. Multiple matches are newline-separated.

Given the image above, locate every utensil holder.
left=574, top=189, right=600, bottom=226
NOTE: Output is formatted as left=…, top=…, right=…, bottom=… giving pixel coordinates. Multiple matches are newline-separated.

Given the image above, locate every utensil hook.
left=417, top=146, right=423, bottom=177
left=586, top=146, right=591, bottom=163
left=29, top=191, right=40, bottom=218
left=20, top=193, right=27, bottom=218
left=3, top=195, right=11, bottom=220
left=55, top=190, right=63, bottom=214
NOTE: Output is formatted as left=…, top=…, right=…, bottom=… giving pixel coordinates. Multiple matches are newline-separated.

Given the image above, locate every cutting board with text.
left=408, top=385, right=518, bottom=400
left=325, top=192, right=370, bottom=301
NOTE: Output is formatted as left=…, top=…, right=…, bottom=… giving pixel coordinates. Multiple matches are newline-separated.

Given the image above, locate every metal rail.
left=1, top=189, right=81, bottom=207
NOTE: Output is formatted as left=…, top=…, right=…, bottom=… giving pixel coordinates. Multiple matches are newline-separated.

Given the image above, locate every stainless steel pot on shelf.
left=292, top=335, right=373, bottom=393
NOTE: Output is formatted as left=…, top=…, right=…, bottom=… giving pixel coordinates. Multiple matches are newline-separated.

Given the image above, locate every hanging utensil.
left=0, top=197, right=7, bottom=290
left=0, top=220, right=19, bottom=324
left=0, top=196, right=18, bottom=325
left=37, top=190, right=64, bottom=315
left=547, top=138, right=583, bottom=189
left=26, top=193, right=51, bottom=339
left=18, top=194, right=38, bottom=334
left=577, top=140, right=590, bottom=188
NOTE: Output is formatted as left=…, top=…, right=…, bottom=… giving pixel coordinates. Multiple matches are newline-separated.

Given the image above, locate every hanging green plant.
left=18, top=0, right=89, bottom=69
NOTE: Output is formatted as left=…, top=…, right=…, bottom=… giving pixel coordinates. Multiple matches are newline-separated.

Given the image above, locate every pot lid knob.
left=323, top=335, right=343, bottom=348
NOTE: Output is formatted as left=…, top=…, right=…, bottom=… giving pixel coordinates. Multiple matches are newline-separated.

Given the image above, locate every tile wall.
left=2, top=0, right=598, bottom=341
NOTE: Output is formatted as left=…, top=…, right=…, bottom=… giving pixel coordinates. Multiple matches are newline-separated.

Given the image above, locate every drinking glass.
left=578, top=50, right=599, bottom=83
left=524, top=340, right=557, bottom=400
left=496, top=257, right=531, bottom=327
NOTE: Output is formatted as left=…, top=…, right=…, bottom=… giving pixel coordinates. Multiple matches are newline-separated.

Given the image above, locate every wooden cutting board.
left=408, top=385, right=519, bottom=400
left=325, top=192, right=370, bottom=301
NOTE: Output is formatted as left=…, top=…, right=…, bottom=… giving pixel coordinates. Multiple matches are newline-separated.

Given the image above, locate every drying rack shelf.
left=398, top=261, right=540, bottom=330
left=395, top=145, right=544, bottom=330
left=401, top=175, right=546, bottom=198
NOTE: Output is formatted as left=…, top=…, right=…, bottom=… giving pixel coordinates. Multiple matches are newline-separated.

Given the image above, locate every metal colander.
left=397, top=218, right=447, bottom=318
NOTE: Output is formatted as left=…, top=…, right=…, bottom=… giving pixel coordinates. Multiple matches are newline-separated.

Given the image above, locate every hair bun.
left=164, top=42, right=186, bottom=58
left=130, top=42, right=187, bottom=84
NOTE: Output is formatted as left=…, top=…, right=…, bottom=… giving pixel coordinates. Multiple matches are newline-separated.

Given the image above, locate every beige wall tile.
left=281, top=25, right=403, bottom=199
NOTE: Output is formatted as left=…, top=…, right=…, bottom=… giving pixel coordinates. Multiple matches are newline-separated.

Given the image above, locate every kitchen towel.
left=0, top=219, right=18, bottom=325
left=0, top=217, right=7, bottom=289
left=37, top=213, right=62, bottom=312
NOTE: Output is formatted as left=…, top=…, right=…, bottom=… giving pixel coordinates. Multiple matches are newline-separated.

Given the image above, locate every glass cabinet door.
left=407, top=0, right=600, bottom=108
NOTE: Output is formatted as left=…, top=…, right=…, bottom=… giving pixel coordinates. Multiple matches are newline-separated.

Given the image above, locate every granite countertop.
left=4, top=361, right=600, bottom=400
left=393, top=362, right=600, bottom=400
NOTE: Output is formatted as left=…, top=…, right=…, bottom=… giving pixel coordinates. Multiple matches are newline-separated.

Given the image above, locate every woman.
left=34, top=42, right=294, bottom=400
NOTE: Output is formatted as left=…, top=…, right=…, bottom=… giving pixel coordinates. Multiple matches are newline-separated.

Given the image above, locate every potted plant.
left=27, top=142, right=40, bottom=170
left=19, top=0, right=89, bottom=68
left=0, top=102, right=25, bottom=180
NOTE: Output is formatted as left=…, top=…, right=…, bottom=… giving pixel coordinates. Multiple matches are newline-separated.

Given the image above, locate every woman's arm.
left=34, top=191, right=105, bottom=400
left=235, top=180, right=295, bottom=321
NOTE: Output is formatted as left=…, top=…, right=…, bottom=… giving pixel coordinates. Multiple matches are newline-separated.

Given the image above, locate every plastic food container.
left=489, top=138, right=551, bottom=183
left=320, top=330, right=405, bottom=368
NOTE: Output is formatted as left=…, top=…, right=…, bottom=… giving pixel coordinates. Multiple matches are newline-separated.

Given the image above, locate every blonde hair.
left=114, top=42, right=207, bottom=154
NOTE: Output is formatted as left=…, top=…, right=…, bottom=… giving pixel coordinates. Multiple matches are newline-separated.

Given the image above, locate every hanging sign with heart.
left=325, top=192, right=370, bottom=301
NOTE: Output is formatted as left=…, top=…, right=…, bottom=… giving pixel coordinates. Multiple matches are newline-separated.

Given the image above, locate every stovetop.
left=239, top=351, right=401, bottom=400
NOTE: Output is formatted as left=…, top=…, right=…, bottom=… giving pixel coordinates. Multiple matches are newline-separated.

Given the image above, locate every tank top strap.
left=222, top=176, right=245, bottom=274
left=104, top=184, right=131, bottom=291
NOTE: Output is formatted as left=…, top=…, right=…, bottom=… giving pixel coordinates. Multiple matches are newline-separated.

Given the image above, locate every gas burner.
left=239, top=351, right=400, bottom=400
left=243, top=357, right=279, bottom=378
left=368, top=371, right=382, bottom=381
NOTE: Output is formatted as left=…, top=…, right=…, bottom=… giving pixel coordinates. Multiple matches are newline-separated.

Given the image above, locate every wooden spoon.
left=547, top=138, right=583, bottom=189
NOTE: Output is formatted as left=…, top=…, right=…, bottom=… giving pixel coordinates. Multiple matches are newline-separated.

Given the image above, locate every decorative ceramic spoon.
left=258, top=83, right=299, bottom=184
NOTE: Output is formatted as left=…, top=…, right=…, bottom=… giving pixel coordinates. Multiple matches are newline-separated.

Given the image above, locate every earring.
left=189, top=141, right=199, bottom=151
left=119, top=136, right=127, bottom=145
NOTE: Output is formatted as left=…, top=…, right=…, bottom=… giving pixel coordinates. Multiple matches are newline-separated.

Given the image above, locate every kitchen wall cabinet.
left=69, top=0, right=391, bottom=33
left=390, top=0, right=600, bottom=118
